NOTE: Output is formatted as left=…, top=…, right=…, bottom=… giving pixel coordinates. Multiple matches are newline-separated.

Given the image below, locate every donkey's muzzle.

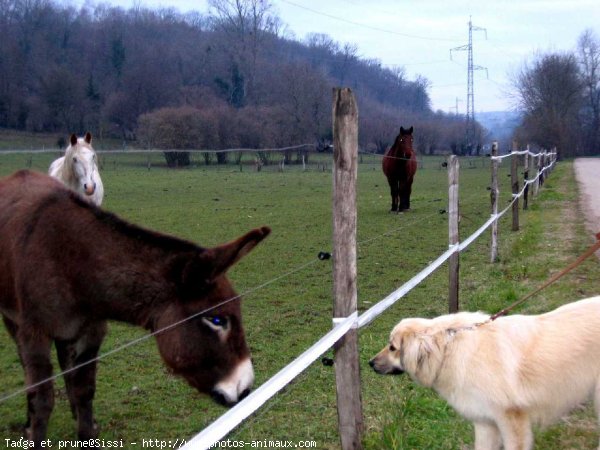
left=211, top=358, right=254, bottom=407
left=210, top=386, right=251, bottom=407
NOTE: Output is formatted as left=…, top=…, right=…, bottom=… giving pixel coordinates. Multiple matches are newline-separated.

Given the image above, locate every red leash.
left=487, top=232, right=600, bottom=322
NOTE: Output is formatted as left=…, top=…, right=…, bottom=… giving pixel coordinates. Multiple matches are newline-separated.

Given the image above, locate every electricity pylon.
left=450, top=17, right=487, bottom=153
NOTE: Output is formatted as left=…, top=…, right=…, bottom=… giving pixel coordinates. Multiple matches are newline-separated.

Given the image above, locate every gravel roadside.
left=574, top=158, right=600, bottom=258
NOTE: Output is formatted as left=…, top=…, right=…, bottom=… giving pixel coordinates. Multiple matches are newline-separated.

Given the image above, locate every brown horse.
left=382, top=126, right=418, bottom=212
left=0, top=170, right=270, bottom=447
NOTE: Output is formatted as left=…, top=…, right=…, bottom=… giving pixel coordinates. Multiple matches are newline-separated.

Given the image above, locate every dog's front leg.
left=473, top=421, right=502, bottom=450
left=496, top=409, right=533, bottom=450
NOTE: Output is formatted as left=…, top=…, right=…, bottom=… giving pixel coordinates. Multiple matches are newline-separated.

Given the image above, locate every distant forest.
left=0, top=0, right=484, bottom=154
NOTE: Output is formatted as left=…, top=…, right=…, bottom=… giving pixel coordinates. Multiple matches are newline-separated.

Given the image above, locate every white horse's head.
left=67, top=132, right=98, bottom=196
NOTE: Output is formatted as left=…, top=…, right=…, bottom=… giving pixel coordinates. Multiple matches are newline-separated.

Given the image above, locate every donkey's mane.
left=61, top=186, right=205, bottom=254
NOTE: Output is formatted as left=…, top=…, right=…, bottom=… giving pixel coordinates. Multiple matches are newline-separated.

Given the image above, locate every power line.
left=280, top=0, right=462, bottom=43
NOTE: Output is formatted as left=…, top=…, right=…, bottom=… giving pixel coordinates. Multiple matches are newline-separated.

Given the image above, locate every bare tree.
left=513, top=52, right=582, bottom=158
left=335, top=43, right=358, bottom=86
left=578, top=29, right=600, bottom=155
left=138, top=106, right=208, bottom=166
left=208, top=0, right=277, bottom=105
left=358, top=102, right=398, bottom=154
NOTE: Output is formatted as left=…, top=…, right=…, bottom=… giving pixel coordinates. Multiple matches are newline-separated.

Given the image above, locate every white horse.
left=49, top=132, right=104, bottom=206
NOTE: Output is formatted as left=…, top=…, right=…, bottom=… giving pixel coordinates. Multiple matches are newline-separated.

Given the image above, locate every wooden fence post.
left=523, top=144, right=529, bottom=210
left=539, top=150, right=546, bottom=188
left=332, top=87, right=363, bottom=450
left=448, top=155, right=460, bottom=313
left=511, top=141, right=519, bottom=231
left=490, top=141, right=499, bottom=263
left=533, top=151, right=540, bottom=197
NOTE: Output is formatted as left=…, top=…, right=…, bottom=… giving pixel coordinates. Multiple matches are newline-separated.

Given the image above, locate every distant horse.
left=0, top=171, right=270, bottom=447
left=382, top=126, right=418, bottom=212
left=49, top=132, right=104, bottom=205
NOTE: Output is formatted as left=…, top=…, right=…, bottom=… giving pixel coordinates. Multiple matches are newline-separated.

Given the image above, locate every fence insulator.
left=318, top=251, right=332, bottom=260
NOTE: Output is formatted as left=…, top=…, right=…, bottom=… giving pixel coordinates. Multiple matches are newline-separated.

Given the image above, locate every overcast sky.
left=75, top=0, right=600, bottom=113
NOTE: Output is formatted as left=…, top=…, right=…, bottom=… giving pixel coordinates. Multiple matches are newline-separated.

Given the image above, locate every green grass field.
left=0, top=149, right=598, bottom=449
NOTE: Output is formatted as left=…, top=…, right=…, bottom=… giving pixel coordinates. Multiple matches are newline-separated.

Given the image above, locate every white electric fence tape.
left=491, top=150, right=556, bottom=161
left=180, top=312, right=358, bottom=450
left=357, top=244, right=458, bottom=328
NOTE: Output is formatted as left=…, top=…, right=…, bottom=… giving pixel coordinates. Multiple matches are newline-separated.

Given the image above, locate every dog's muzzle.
left=369, top=358, right=404, bottom=375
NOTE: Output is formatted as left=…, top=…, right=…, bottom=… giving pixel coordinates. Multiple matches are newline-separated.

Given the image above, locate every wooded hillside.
left=0, top=0, right=481, bottom=153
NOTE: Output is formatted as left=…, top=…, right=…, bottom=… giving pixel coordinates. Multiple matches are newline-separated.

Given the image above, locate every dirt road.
left=574, top=158, right=600, bottom=256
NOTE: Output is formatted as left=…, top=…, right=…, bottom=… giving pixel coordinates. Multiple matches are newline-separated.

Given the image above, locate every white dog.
left=370, top=296, right=600, bottom=450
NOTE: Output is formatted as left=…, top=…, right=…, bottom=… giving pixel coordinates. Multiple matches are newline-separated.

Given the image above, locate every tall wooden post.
left=332, top=87, right=363, bottom=450
left=490, top=141, right=499, bottom=263
left=538, top=150, right=545, bottom=188
left=523, top=145, right=529, bottom=210
left=447, top=155, right=460, bottom=313
left=533, top=152, right=540, bottom=197
left=511, top=141, right=519, bottom=231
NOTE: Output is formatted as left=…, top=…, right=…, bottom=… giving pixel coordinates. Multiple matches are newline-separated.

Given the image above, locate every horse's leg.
left=2, top=316, right=31, bottom=430
left=66, top=322, right=107, bottom=442
left=398, top=181, right=406, bottom=211
left=397, top=180, right=408, bottom=211
left=396, top=180, right=402, bottom=213
left=387, top=178, right=399, bottom=212
left=18, top=329, right=54, bottom=446
left=401, top=178, right=414, bottom=211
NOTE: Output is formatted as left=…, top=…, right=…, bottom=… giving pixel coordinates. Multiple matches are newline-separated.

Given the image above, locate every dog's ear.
left=403, top=331, right=445, bottom=387
left=390, top=334, right=402, bottom=353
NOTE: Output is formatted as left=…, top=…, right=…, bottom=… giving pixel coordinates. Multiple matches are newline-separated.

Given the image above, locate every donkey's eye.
left=203, top=316, right=228, bottom=328
left=210, top=316, right=226, bottom=326
left=389, top=344, right=397, bottom=352
left=73, top=157, right=78, bottom=163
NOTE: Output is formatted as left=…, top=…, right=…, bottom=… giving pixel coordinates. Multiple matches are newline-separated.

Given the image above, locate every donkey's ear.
left=200, top=226, right=271, bottom=280
left=70, top=134, right=78, bottom=146
left=84, top=132, right=92, bottom=144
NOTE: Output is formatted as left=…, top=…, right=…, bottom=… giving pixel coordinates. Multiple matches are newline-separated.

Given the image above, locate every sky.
left=73, top=0, right=600, bottom=113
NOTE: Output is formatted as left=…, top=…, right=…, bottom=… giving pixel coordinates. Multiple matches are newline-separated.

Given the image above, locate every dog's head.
left=369, top=318, right=449, bottom=388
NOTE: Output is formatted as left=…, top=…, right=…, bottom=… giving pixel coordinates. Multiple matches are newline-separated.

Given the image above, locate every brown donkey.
left=0, top=170, right=270, bottom=447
